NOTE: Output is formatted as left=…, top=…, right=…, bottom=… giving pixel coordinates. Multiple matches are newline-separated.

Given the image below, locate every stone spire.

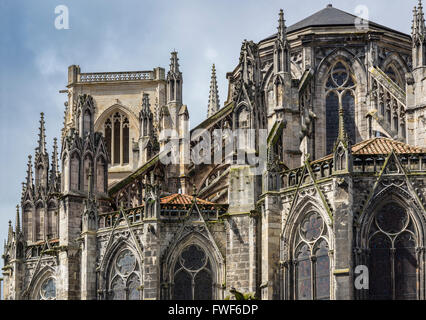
left=413, top=1, right=426, bottom=41
left=25, top=155, right=34, bottom=191
left=34, top=113, right=49, bottom=193
left=37, top=112, right=47, bottom=155
left=15, top=205, right=20, bottom=234
left=274, top=9, right=290, bottom=74
left=49, top=137, right=60, bottom=192
left=277, top=9, right=287, bottom=42
left=7, top=220, right=13, bottom=245
left=418, top=0, right=425, bottom=35
left=207, top=64, right=220, bottom=118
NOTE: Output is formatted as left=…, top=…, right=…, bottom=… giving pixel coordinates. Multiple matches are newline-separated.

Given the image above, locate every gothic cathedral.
left=2, top=3, right=426, bottom=300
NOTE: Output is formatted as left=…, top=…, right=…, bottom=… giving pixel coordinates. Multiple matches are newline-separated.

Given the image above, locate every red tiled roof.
left=352, top=138, right=426, bottom=155
left=312, top=138, right=426, bottom=164
left=160, top=194, right=214, bottom=205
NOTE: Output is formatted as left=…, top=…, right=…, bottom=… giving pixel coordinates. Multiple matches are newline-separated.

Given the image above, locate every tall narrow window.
left=104, top=119, right=112, bottom=164
left=83, top=109, right=91, bottom=136
left=70, top=153, right=80, bottom=190
left=104, top=111, right=130, bottom=166
left=123, top=118, right=129, bottom=164
left=172, top=244, right=213, bottom=300
left=113, top=113, right=121, bottom=164
left=325, top=62, right=357, bottom=154
left=368, top=203, right=418, bottom=300
left=293, top=212, right=330, bottom=300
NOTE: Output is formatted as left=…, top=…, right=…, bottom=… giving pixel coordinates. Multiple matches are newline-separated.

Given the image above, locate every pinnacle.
left=207, top=63, right=220, bottom=118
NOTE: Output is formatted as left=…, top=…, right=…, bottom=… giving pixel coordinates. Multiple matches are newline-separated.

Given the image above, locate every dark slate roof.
left=262, top=4, right=410, bottom=42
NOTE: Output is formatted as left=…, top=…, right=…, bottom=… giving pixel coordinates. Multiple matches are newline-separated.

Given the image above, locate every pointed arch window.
left=292, top=211, right=330, bottom=300
left=368, top=203, right=418, bottom=300
left=325, top=62, right=356, bottom=153
left=108, top=249, right=142, bottom=300
left=172, top=244, right=213, bottom=300
left=103, top=111, right=130, bottom=166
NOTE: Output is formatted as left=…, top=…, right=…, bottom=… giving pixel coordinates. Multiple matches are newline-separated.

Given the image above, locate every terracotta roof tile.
left=312, top=138, right=426, bottom=164
left=352, top=138, right=426, bottom=155
left=160, top=194, right=214, bottom=205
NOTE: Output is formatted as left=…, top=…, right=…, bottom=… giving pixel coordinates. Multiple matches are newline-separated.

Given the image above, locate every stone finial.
left=207, top=64, right=220, bottom=118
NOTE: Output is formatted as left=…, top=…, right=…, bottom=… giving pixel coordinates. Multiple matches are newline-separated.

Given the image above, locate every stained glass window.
left=172, top=244, right=213, bottom=300
left=39, top=277, right=56, bottom=300
left=368, top=203, right=418, bottom=300
left=108, top=248, right=141, bottom=300
left=293, top=212, right=330, bottom=300
left=325, top=61, right=357, bottom=154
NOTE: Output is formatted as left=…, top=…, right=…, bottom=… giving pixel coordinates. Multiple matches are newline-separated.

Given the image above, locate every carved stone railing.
left=79, top=71, right=154, bottom=83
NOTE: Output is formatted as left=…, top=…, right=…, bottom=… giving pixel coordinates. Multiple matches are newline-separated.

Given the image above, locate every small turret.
left=166, top=51, right=183, bottom=105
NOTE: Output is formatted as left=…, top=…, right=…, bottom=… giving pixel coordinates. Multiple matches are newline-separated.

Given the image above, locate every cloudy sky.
left=0, top=0, right=415, bottom=282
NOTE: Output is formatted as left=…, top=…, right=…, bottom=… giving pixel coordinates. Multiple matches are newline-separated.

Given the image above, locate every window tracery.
left=108, top=249, right=141, bottom=300
left=293, top=211, right=330, bottom=300
left=368, top=203, right=418, bottom=300
left=104, top=111, right=130, bottom=166
left=172, top=244, right=213, bottom=300
left=325, top=62, right=356, bottom=153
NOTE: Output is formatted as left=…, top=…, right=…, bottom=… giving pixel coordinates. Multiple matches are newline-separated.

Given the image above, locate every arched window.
left=96, top=157, right=106, bottom=193
left=172, top=244, right=213, bottom=300
left=38, top=277, right=56, bottom=300
left=368, top=203, right=418, bottom=300
left=325, top=62, right=356, bottom=154
left=104, top=111, right=130, bottom=166
left=293, top=211, right=330, bottom=300
left=70, top=153, right=80, bottom=190
left=34, top=204, right=43, bottom=241
left=83, top=109, right=92, bottom=136
left=108, top=249, right=141, bottom=300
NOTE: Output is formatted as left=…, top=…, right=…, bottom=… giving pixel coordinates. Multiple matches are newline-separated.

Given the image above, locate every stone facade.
left=2, top=3, right=426, bottom=300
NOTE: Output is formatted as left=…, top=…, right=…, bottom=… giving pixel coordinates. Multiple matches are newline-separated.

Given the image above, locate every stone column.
left=331, top=175, right=354, bottom=300
left=260, top=194, right=281, bottom=300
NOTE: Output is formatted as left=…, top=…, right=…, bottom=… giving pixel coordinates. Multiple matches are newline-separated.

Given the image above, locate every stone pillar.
left=57, top=195, right=83, bottom=300
left=331, top=175, right=354, bottom=300
left=80, top=230, right=97, bottom=299
left=142, top=219, right=160, bottom=299
left=260, top=194, right=281, bottom=300
left=226, top=165, right=260, bottom=296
